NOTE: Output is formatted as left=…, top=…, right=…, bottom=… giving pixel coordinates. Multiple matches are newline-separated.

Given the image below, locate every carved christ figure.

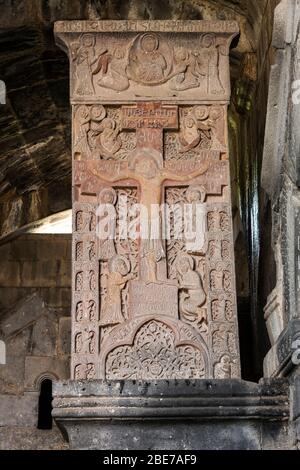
left=91, top=148, right=209, bottom=283
left=130, top=33, right=167, bottom=83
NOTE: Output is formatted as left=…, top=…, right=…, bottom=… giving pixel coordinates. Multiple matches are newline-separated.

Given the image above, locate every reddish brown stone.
left=55, top=20, right=241, bottom=380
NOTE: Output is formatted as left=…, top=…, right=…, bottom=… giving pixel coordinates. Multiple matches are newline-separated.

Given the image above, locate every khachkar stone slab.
left=55, top=20, right=241, bottom=382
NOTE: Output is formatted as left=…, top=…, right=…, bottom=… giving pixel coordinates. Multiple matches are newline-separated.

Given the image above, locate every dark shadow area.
left=37, top=379, right=53, bottom=430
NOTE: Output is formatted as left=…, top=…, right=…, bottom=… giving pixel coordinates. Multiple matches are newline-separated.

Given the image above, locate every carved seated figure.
left=129, top=33, right=167, bottom=84
left=98, top=117, right=122, bottom=159
left=179, top=115, right=201, bottom=152
left=175, top=254, right=207, bottom=324
left=95, top=48, right=130, bottom=92
left=214, top=354, right=232, bottom=379
left=169, top=47, right=199, bottom=91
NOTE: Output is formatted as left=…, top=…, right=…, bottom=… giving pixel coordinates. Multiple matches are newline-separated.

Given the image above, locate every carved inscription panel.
left=55, top=20, right=240, bottom=380
left=55, top=20, right=238, bottom=103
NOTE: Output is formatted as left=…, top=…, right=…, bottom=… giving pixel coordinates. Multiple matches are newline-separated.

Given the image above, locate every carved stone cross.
left=55, top=20, right=241, bottom=381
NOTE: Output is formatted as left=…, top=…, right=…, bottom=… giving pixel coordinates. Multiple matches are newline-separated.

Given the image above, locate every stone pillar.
left=262, top=0, right=300, bottom=380
left=261, top=0, right=300, bottom=449
left=52, top=20, right=292, bottom=450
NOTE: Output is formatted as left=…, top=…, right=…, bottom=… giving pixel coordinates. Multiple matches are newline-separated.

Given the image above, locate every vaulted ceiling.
left=0, top=0, right=277, bottom=238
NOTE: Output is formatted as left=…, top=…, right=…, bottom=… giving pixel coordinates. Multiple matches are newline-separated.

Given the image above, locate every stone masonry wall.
left=0, top=233, right=71, bottom=449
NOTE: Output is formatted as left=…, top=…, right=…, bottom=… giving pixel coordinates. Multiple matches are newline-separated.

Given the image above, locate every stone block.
left=40, top=287, right=71, bottom=309
left=272, top=0, right=294, bottom=48
left=128, top=280, right=178, bottom=319
left=0, top=292, right=48, bottom=337
left=24, top=356, right=69, bottom=391
left=261, top=421, right=292, bottom=450
left=0, top=242, right=12, bottom=261
left=57, top=317, right=71, bottom=356
left=261, top=48, right=291, bottom=199
left=292, top=376, right=300, bottom=421
left=52, top=379, right=290, bottom=450
left=0, top=287, right=36, bottom=311
left=55, top=260, right=71, bottom=287
left=20, top=260, right=70, bottom=288
left=0, top=261, right=21, bottom=287
left=0, top=353, right=26, bottom=395
left=264, top=287, right=284, bottom=345
left=0, top=425, right=68, bottom=450
left=30, top=314, right=58, bottom=357
left=20, top=260, right=57, bottom=287
left=36, top=237, right=68, bottom=260
left=10, top=238, right=37, bottom=261
left=0, top=393, right=38, bottom=427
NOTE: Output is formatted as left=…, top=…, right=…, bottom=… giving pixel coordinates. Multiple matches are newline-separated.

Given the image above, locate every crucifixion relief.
left=55, top=20, right=240, bottom=380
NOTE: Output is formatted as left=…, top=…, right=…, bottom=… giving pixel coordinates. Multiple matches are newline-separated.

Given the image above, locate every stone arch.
left=103, top=318, right=209, bottom=380
left=34, top=372, right=59, bottom=392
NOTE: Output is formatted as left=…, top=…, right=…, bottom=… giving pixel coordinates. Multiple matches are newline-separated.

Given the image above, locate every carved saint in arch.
left=88, top=300, right=96, bottom=321
left=76, top=210, right=85, bottom=231
left=89, top=270, right=96, bottom=291
left=76, top=241, right=83, bottom=260
left=175, top=253, right=207, bottom=325
left=185, top=185, right=207, bottom=254
left=89, top=241, right=96, bottom=261
left=71, top=34, right=99, bottom=96
left=74, top=363, right=95, bottom=380
left=98, top=187, right=117, bottom=261
left=100, top=255, right=134, bottom=327
left=214, top=354, right=232, bottom=379
left=75, top=271, right=83, bottom=291
left=75, top=301, right=84, bottom=322
left=75, top=330, right=95, bottom=354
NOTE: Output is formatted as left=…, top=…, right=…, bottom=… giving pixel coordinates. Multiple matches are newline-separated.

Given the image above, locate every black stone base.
left=52, top=379, right=293, bottom=450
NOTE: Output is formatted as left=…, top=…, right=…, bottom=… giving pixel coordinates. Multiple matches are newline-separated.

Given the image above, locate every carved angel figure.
left=87, top=106, right=122, bottom=159
left=179, top=115, right=200, bottom=152
left=95, top=47, right=130, bottom=92
left=98, top=118, right=122, bottom=158
left=169, top=47, right=199, bottom=91
left=179, top=111, right=211, bottom=153
left=71, top=34, right=100, bottom=96
left=100, top=255, right=134, bottom=327
left=176, top=254, right=206, bottom=324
